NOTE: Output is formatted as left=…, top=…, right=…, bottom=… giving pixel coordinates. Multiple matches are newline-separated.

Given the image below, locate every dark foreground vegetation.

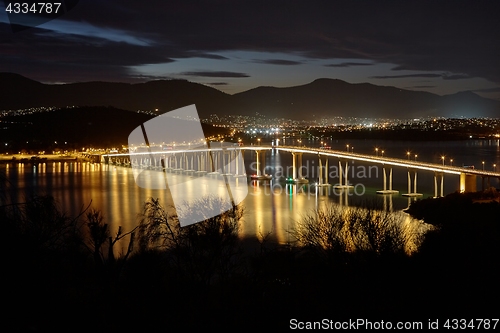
left=2, top=191, right=499, bottom=332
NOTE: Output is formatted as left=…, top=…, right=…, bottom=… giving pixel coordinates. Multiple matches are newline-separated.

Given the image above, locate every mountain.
left=0, top=106, right=228, bottom=149
left=231, top=79, right=444, bottom=119
left=437, top=91, right=500, bottom=118
left=0, top=73, right=232, bottom=118
left=0, top=73, right=498, bottom=119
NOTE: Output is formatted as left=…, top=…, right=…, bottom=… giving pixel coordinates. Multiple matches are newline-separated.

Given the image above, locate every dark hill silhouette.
left=0, top=73, right=498, bottom=119
left=0, top=73, right=232, bottom=119
left=438, top=90, right=500, bottom=118
left=1, top=106, right=228, bottom=149
left=232, top=78, right=444, bottom=119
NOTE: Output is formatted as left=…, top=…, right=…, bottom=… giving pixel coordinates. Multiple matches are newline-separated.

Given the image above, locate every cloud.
left=129, top=74, right=175, bottom=81
left=1, top=1, right=499, bottom=85
left=206, top=82, right=228, bottom=86
left=39, top=19, right=153, bottom=46
left=407, top=85, right=436, bottom=89
left=179, top=71, right=250, bottom=78
left=325, top=62, right=373, bottom=67
left=472, top=87, right=500, bottom=93
left=193, top=53, right=229, bottom=60
left=370, top=73, right=443, bottom=79
left=254, top=59, right=302, bottom=65
left=371, top=73, right=473, bottom=80
left=442, top=74, right=472, bottom=80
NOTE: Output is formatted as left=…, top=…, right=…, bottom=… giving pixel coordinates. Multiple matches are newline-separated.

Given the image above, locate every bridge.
left=100, top=144, right=500, bottom=197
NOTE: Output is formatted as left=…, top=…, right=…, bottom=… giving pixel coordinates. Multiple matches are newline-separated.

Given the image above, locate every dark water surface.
left=2, top=139, right=499, bottom=246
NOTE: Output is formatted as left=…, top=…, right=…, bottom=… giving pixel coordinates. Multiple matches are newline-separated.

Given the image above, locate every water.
left=1, top=139, right=499, bottom=247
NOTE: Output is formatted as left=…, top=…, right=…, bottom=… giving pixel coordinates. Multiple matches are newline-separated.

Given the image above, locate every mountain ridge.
left=0, top=73, right=498, bottom=119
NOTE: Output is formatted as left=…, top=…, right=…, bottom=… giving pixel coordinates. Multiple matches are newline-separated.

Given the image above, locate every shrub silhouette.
left=291, top=204, right=424, bottom=258
left=135, top=195, right=244, bottom=286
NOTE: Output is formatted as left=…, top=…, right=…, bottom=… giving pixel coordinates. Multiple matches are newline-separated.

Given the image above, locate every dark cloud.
left=472, top=87, right=500, bottom=93
left=442, top=74, right=472, bottom=80
left=193, top=53, right=229, bottom=60
left=0, top=21, right=177, bottom=82
left=325, top=62, right=373, bottom=67
left=207, top=82, right=228, bottom=86
left=254, top=59, right=302, bottom=65
left=179, top=71, right=250, bottom=78
left=371, top=74, right=443, bottom=79
left=407, top=85, right=436, bottom=89
left=1, top=0, right=499, bottom=85
left=129, top=74, right=175, bottom=81
left=372, top=73, right=472, bottom=80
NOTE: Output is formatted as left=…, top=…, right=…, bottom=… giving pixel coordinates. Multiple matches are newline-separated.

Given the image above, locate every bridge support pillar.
left=460, top=173, right=477, bottom=193
left=316, top=156, right=331, bottom=186
left=189, top=155, right=194, bottom=172
left=256, top=150, right=261, bottom=176
left=377, top=167, right=398, bottom=194
left=434, top=172, right=444, bottom=198
left=220, top=149, right=231, bottom=176
left=334, top=160, right=353, bottom=189
left=402, top=169, right=422, bottom=197
left=207, top=149, right=219, bottom=175
left=195, top=154, right=207, bottom=175
left=233, top=148, right=246, bottom=177
left=251, top=150, right=270, bottom=180
left=289, top=152, right=308, bottom=183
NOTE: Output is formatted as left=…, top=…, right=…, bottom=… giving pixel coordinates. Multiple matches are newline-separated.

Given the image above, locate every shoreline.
left=0, top=154, right=92, bottom=163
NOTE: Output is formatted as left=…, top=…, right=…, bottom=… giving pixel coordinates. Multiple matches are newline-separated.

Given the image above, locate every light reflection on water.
left=1, top=161, right=427, bottom=247
left=1, top=139, right=499, bottom=253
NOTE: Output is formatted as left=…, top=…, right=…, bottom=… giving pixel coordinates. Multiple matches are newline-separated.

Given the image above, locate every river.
left=1, top=139, right=499, bottom=247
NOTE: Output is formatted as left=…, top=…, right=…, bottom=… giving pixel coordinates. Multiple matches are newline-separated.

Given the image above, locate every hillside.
left=1, top=105, right=231, bottom=150
left=1, top=73, right=499, bottom=119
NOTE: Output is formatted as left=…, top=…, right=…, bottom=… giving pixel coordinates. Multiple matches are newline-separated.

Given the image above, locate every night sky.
left=1, top=0, right=499, bottom=100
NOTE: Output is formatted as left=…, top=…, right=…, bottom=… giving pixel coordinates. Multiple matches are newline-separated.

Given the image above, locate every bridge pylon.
left=377, top=166, right=399, bottom=194
left=289, top=152, right=308, bottom=183
left=315, top=156, right=331, bottom=186
left=251, top=150, right=272, bottom=180
left=334, top=160, right=353, bottom=189
left=433, top=172, right=444, bottom=198
left=402, top=169, right=423, bottom=197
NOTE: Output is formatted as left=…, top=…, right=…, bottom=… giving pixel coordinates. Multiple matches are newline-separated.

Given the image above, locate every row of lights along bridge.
left=252, top=137, right=497, bottom=172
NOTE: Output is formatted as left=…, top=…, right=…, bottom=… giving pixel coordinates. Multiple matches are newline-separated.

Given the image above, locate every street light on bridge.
left=407, top=151, right=410, bottom=160
left=494, top=164, right=497, bottom=172
left=415, top=154, right=418, bottom=161
left=450, top=159, right=453, bottom=166
left=381, top=150, right=385, bottom=157
left=346, top=144, right=349, bottom=152
left=375, top=147, right=379, bottom=156
left=482, top=161, right=485, bottom=171
left=441, top=156, right=445, bottom=166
